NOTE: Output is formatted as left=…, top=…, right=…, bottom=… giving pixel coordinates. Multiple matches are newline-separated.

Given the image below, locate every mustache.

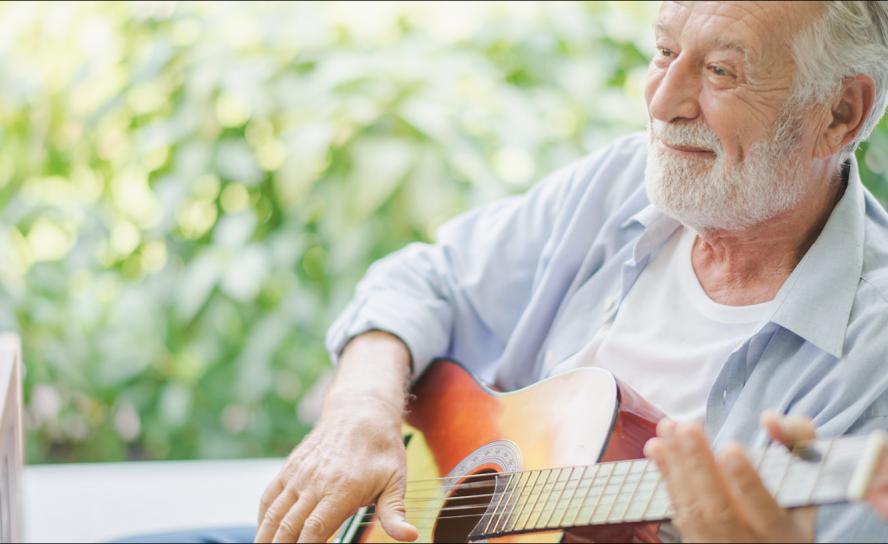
left=649, top=120, right=721, bottom=153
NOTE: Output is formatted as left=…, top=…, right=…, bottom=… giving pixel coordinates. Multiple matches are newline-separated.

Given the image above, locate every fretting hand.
left=643, top=412, right=818, bottom=543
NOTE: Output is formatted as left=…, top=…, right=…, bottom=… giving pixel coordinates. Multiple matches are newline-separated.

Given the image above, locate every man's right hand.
left=254, top=331, right=419, bottom=543
left=254, top=398, right=418, bottom=543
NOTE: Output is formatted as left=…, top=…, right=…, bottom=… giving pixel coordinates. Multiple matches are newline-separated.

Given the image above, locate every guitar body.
left=343, top=360, right=663, bottom=543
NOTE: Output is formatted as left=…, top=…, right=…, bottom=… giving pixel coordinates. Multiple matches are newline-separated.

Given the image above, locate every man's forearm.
left=323, top=330, right=412, bottom=417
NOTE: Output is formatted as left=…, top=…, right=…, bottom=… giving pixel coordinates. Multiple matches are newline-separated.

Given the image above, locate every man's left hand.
left=643, top=412, right=818, bottom=543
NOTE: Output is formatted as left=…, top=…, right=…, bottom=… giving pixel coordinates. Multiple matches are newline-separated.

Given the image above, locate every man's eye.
left=707, top=64, right=733, bottom=78
left=656, top=47, right=675, bottom=58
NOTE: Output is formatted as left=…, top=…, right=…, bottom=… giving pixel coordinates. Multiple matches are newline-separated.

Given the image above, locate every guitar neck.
left=471, top=432, right=886, bottom=540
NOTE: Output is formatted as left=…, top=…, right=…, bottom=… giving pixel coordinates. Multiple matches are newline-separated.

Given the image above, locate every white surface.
left=24, top=458, right=285, bottom=543
left=550, top=226, right=777, bottom=422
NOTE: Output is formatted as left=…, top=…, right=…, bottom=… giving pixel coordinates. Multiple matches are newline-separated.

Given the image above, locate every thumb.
left=375, top=475, right=418, bottom=542
left=761, top=410, right=816, bottom=447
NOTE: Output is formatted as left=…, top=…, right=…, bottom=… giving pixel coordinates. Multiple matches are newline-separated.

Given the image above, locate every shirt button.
left=545, top=350, right=555, bottom=365
left=722, top=389, right=728, bottom=401
left=604, top=295, right=617, bottom=311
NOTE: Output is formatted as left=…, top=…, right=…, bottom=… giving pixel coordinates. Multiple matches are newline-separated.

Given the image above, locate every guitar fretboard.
left=471, top=433, right=883, bottom=540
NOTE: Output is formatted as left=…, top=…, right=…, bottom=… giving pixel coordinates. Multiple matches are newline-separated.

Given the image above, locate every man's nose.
left=647, top=57, right=701, bottom=123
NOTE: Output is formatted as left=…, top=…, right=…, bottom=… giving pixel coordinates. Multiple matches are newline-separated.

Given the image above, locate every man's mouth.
left=659, top=140, right=715, bottom=155
left=658, top=141, right=716, bottom=156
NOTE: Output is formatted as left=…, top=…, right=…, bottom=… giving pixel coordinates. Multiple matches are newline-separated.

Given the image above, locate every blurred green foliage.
left=0, top=2, right=886, bottom=463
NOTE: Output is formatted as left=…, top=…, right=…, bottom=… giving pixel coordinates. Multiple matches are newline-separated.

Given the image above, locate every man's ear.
left=815, top=74, right=876, bottom=158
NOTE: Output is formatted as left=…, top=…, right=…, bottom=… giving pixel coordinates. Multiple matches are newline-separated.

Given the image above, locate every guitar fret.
left=570, top=463, right=600, bottom=527
left=602, top=461, right=632, bottom=524
left=511, top=469, right=541, bottom=532
left=543, top=467, right=574, bottom=529
left=781, top=447, right=829, bottom=507
left=557, top=465, right=586, bottom=528
left=489, top=471, right=520, bottom=535
left=812, top=439, right=864, bottom=503
left=482, top=473, right=511, bottom=535
left=648, top=486, right=672, bottom=520
left=757, top=447, right=783, bottom=493
left=620, top=459, right=649, bottom=522
left=500, top=470, right=531, bottom=533
left=585, top=462, right=617, bottom=525
left=520, top=469, right=551, bottom=532
left=807, top=439, right=835, bottom=503
left=574, top=463, right=610, bottom=525
left=623, top=471, right=659, bottom=521
left=471, top=432, right=875, bottom=539
left=774, top=450, right=795, bottom=503
left=531, top=469, right=561, bottom=528
left=638, top=468, right=661, bottom=521
left=535, top=468, right=562, bottom=530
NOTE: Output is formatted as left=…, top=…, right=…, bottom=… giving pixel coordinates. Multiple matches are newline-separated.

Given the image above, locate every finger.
left=761, top=411, right=816, bottom=447
left=256, top=486, right=299, bottom=543
left=272, top=494, right=318, bottom=544
left=375, top=474, right=418, bottom=542
left=717, top=443, right=786, bottom=532
left=649, top=421, right=692, bottom=511
left=296, top=496, right=358, bottom=544
left=670, top=424, right=737, bottom=517
left=648, top=434, right=700, bottom=518
left=656, top=417, right=676, bottom=438
left=258, top=474, right=286, bottom=526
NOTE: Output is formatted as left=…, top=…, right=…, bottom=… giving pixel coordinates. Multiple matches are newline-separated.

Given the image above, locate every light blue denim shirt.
left=327, top=132, right=888, bottom=542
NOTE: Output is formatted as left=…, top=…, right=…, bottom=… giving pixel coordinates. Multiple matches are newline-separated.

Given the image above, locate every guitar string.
left=340, top=456, right=849, bottom=526
left=398, top=439, right=860, bottom=500
left=325, top=438, right=855, bottom=528
left=348, top=473, right=832, bottom=534
left=346, top=495, right=677, bottom=532
left=402, top=464, right=819, bottom=503
left=398, top=471, right=846, bottom=516
left=397, top=440, right=852, bottom=505
left=319, top=437, right=855, bottom=537
left=344, top=461, right=851, bottom=535
left=396, top=437, right=854, bottom=495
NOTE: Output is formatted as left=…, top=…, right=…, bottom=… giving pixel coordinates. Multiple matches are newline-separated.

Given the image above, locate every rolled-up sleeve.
left=325, top=160, right=582, bottom=379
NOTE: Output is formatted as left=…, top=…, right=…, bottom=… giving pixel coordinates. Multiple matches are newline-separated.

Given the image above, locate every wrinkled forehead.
left=656, top=1, right=822, bottom=65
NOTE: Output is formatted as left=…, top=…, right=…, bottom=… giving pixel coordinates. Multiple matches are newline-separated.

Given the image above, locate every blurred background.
left=1, top=1, right=886, bottom=464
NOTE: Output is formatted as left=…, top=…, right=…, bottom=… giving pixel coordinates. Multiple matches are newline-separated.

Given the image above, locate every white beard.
left=644, top=112, right=808, bottom=232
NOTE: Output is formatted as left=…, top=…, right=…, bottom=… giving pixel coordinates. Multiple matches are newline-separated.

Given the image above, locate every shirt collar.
left=621, top=158, right=865, bottom=359
left=770, top=160, right=865, bottom=358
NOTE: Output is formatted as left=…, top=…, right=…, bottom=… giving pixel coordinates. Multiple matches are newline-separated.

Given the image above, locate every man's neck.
left=691, top=170, right=846, bottom=306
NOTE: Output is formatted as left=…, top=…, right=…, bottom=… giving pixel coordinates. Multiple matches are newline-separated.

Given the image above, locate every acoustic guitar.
left=332, top=360, right=887, bottom=543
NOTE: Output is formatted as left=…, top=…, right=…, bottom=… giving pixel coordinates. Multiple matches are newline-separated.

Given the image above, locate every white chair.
left=0, top=334, right=23, bottom=543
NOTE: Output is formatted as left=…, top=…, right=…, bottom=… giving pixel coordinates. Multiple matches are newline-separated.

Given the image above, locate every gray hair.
left=790, top=1, right=888, bottom=156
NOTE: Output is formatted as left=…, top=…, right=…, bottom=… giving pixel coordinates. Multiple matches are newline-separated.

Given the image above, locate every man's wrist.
left=323, top=330, right=412, bottom=419
left=321, top=389, right=405, bottom=421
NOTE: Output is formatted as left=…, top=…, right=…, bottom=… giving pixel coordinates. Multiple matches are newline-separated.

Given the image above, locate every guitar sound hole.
left=433, top=469, right=498, bottom=543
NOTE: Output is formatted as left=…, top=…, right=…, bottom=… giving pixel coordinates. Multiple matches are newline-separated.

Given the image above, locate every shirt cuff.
left=325, top=292, right=451, bottom=381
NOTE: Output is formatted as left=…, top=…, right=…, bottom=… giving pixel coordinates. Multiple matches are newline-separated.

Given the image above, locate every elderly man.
left=249, top=1, right=888, bottom=543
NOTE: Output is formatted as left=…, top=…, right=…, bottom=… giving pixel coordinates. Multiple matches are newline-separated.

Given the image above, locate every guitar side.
left=346, top=360, right=662, bottom=543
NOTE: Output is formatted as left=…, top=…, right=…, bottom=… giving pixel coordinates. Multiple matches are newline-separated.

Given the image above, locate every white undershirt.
left=549, top=226, right=778, bottom=422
